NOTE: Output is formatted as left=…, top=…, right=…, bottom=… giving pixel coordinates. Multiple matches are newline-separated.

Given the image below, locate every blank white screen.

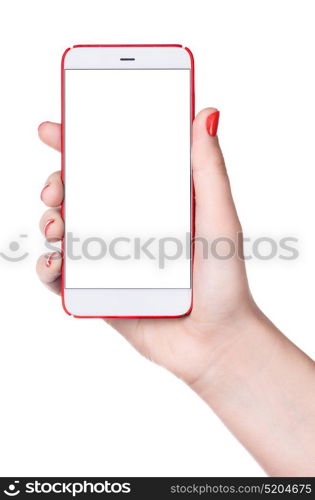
left=65, top=69, right=191, bottom=288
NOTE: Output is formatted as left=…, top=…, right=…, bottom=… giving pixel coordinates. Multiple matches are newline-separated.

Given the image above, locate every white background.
left=0, top=0, right=314, bottom=477
left=65, top=68, right=190, bottom=289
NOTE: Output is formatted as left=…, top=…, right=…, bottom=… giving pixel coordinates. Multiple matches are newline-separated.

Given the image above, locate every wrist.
left=188, top=308, right=315, bottom=476
left=188, top=308, right=280, bottom=400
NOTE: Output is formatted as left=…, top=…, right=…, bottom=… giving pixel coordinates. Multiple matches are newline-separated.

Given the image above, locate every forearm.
left=191, top=311, right=315, bottom=476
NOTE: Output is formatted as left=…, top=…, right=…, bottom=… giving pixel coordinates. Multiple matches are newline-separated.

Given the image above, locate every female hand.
left=37, top=108, right=315, bottom=476
left=37, top=108, right=256, bottom=385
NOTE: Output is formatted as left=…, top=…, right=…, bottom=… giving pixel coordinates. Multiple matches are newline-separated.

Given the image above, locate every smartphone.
left=61, top=44, right=194, bottom=318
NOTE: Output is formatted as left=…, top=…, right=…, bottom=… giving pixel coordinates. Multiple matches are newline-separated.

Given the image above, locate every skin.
left=37, top=108, right=315, bottom=476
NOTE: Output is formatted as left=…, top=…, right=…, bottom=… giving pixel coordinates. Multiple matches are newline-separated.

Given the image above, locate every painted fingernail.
left=40, top=184, right=50, bottom=200
left=206, top=110, right=220, bottom=137
left=43, top=218, right=54, bottom=237
left=45, top=252, right=58, bottom=267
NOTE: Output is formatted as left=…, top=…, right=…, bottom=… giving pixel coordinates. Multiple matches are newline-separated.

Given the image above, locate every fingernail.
left=206, top=110, right=220, bottom=137
left=44, top=218, right=54, bottom=237
left=45, top=251, right=58, bottom=267
left=40, top=184, right=50, bottom=201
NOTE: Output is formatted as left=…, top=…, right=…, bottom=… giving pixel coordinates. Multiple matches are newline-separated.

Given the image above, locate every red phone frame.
left=60, top=44, right=195, bottom=319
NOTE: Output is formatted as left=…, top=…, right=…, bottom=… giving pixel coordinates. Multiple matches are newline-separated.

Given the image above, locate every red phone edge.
left=60, top=44, right=195, bottom=319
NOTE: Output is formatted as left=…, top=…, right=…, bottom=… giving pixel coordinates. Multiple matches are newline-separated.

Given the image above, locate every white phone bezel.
left=63, top=45, right=192, bottom=317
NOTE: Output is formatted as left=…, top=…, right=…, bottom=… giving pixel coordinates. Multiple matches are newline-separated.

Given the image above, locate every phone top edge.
left=72, top=44, right=184, bottom=48
left=62, top=45, right=191, bottom=70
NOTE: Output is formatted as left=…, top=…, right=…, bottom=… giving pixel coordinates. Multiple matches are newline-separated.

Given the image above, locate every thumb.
left=192, top=108, right=241, bottom=239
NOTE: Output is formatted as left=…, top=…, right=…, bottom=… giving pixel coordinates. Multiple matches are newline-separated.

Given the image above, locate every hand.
left=37, top=108, right=258, bottom=386
left=37, top=108, right=315, bottom=476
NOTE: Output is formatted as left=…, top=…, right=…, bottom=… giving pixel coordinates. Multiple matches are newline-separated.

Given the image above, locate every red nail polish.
left=206, top=111, right=220, bottom=136
left=40, top=184, right=50, bottom=201
left=45, top=251, right=59, bottom=267
left=44, top=218, right=54, bottom=237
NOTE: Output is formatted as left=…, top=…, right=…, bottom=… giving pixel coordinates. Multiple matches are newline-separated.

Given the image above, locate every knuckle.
left=50, top=170, right=62, bottom=181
